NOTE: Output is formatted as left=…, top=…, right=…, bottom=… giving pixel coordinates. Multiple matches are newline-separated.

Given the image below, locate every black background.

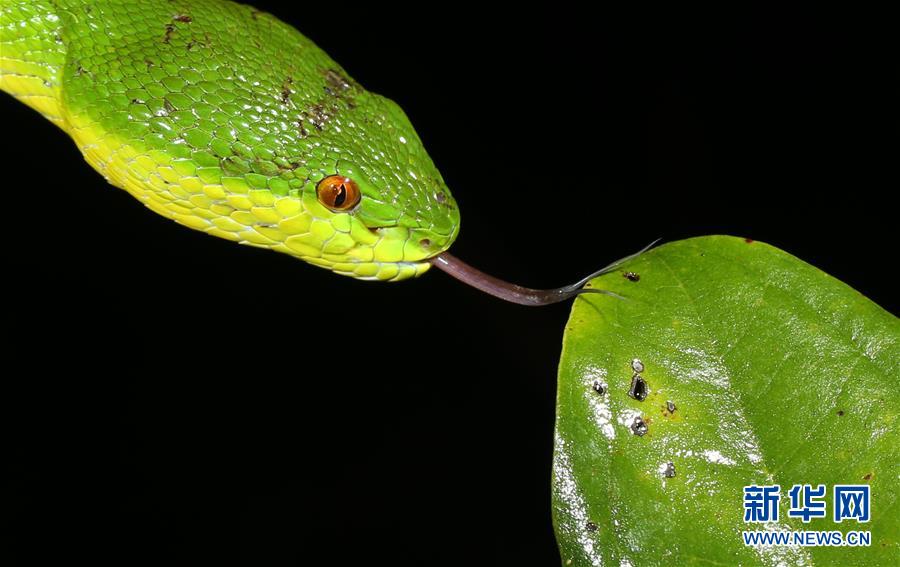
left=6, top=4, right=895, bottom=566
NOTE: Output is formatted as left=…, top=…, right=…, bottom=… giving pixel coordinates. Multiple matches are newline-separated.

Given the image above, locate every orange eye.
left=316, top=175, right=361, bottom=212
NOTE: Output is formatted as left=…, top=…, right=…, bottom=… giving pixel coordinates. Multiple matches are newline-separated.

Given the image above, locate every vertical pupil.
left=333, top=183, right=347, bottom=207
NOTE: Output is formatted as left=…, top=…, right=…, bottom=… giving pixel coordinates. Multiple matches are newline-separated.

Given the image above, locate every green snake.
left=1, top=0, right=638, bottom=305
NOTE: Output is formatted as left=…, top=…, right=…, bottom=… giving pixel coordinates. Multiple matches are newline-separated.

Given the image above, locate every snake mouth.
left=367, top=224, right=399, bottom=235
left=428, top=242, right=658, bottom=306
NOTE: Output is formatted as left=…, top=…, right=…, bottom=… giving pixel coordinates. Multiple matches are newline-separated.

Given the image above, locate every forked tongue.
left=429, top=241, right=657, bottom=307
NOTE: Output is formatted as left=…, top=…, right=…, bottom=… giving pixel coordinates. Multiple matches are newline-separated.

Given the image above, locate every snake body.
left=2, top=0, right=637, bottom=304
left=1, top=0, right=459, bottom=281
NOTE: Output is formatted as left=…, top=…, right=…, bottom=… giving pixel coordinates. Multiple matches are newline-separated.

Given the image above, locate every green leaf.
left=553, top=236, right=898, bottom=566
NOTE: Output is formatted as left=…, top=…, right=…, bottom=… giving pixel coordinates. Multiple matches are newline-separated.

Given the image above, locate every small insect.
left=623, top=272, right=640, bottom=282
left=592, top=380, right=607, bottom=395
left=663, top=462, right=676, bottom=478
left=666, top=401, right=676, bottom=413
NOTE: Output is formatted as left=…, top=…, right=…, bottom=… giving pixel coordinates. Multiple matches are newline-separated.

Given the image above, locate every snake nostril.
left=420, top=238, right=431, bottom=248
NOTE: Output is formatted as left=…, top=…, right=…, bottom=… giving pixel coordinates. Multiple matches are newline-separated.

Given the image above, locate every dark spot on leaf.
left=666, top=401, right=676, bottom=413
left=628, top=375, right=648, bottom=401
left=863, top=473, right=872, bottom=480
left=173, top=14, right=192, bottom=23
left=837, top=410, right=844, bottom=416
left=664, top=462, right=676, bottom=478
left=592, top=380, right=606, bottom=395
left=163, top=23, right=175, bottom=43
left=631, top=416, right=648, bottom=436
left=623, top=271, right=640, bottom=282
left=585, top=521, right=598, bottom=532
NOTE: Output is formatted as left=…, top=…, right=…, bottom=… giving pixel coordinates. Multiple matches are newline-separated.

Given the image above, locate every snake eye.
left=316, top=175, right=361, bottom=212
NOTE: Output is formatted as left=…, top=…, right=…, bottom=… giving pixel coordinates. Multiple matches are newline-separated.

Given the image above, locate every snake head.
left=281, top=90, right=460, bottom=281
